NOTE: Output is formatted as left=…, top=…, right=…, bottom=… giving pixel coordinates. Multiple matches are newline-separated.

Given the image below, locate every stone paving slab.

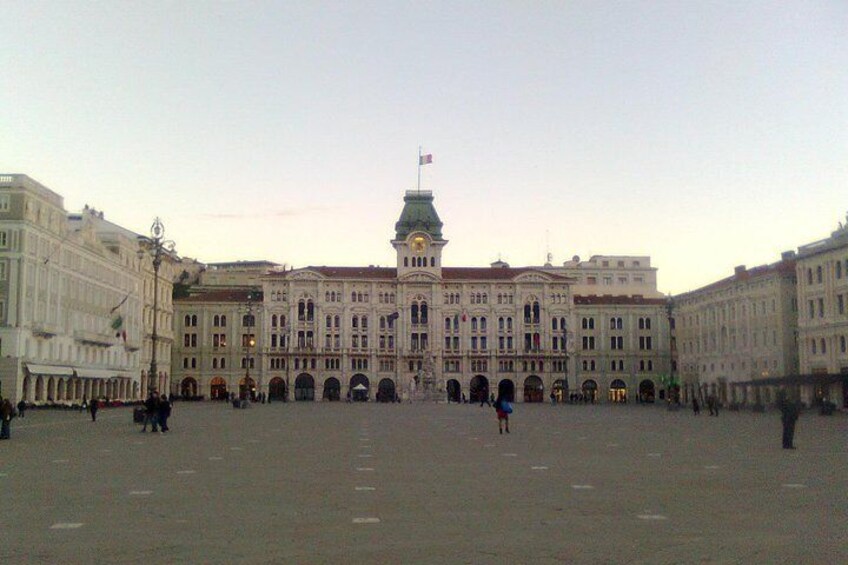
left=1, top=402, right=846, bottom=564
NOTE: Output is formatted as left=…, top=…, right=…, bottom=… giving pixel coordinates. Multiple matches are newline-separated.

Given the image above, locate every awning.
left=75, top=368, right=133, bottom=380
left=25, top=364, right=75, bottom=377
left=734, top=374, right=848, bottom=387
left=352, top=384, right=368, bottom=391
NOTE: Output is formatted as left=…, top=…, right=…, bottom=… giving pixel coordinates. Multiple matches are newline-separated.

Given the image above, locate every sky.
left=2, top=1, right=846, bottom=295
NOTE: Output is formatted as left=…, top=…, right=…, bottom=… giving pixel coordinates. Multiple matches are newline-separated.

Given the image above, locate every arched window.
left=645, top=318, right=651, bottom=329
left=381, top=316, right=386, bottom=330
left=326, top=315, right=332, bottom=328
left=404, top=257, right=409, bottom=267
left=351, top=292, right=357, bottom=302
left=221, top=315, right=227, bottom=327
left=334, top=315, right=340, bottom=328
left=816, top=265, right=823, bottom=283
left=445, top=317, right=451, bottom=330
left=480, top=317, right=487, bottom=331
left=638, top=318, right=645, bottom=330
left=212, top=358, right=218, bottom=369
left=421, top=303, right=428, bottom=323
left=553, top=318, right=559, bottom=331
left=821, top=338, right=826, bottom=354
left=362, top=316, right=368, bottom=329
left=213, top=315, right=220, bottom=327
left=430, top=257, right=435, bottom=267
left=298, top=301, right=306, bottom=321
left=610, top=317, right=616, bottom=330
left=411, top=304, right=419, bottom=324
left=471, top=317, right=478, bottom=331
left=524, top=304, right=532, bottom=323
left=499, top=317, right=505, bottom=331
left=453, top=315, right=459, bottom=330
left=325, top=292, right=330, bottom=302
left=507, top=317, right=513, bottom=331
left=352, top=316, right=358, bottom=329
left=616, top=318, right=622, bottom=330
left=184, top=315, right=191, bottom=327
left=306, top=300, right=314, bottom=321
left=191, top=315, right=197, bottom=326
left=272, top=314, right=278, bottom=328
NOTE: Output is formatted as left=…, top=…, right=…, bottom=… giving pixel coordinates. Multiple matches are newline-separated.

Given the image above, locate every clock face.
left=411, top=236, right=427, bottom=254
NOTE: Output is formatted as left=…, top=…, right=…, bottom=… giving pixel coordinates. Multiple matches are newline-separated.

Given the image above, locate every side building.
left=674, top=254, right=798, bottom=407
left=0, top=174, right=177, bottom=404
left=795, top=216, right=848, bottom=408
left=172, top=190, right=672, bottom=404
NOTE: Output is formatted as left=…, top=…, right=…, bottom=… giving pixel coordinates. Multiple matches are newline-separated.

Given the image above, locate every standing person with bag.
left=158, top=394, right=172, bottom=433
left=0, top=398, right=14, bottom=439
left=494, top=393, right=511, bottom=434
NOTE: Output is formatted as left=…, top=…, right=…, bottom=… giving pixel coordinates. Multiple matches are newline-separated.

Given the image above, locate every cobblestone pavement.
left=1, top=401, right=847, bottom=564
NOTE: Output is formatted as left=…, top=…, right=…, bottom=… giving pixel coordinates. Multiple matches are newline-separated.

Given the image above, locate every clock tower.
left=392, top=190, right=447, bottom=278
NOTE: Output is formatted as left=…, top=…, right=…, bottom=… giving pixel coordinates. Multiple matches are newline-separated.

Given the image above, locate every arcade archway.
left=269, top=377, right=288, bottom=401
left=322, top=377, right=340, bottom=401
left=239, top=376, right=256, bottom=400
left=498, top=379, right=515, bottom=403
left=377, top=378, right=396, bottom=402
left=524, top=375, right=544, bottom=403
left=608, top=379, right=627, bottom=403
left=581, top=379, right=598, bottom=403
left=639, top=379, right=656, bottom=403
left=446, top=379, right=461, bottom=403
left=210, top=377, right=228, bottom=400
left=552, top=379, right=567, bottom=402
left=470, top=375, right=489, bottom=403
left=350, top=374, right=370, bottom=402
left=180, top=377, right=198, bottom=398
left=295, top=374, right=315, bottom=401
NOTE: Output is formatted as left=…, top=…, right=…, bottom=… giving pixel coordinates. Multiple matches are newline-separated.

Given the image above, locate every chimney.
left=734, top=265, right=746, bottom=276
left=781, top=250, right=796, bottom=261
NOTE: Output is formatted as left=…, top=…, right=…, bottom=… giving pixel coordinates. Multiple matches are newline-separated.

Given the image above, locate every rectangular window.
left=0, top=195, right=9, bottom=211
left=839, top=294, right=845, bottom=315
left=0, top=260, right=6, bottom=280
left=0, top=231, right=7, bottom=248
left=818, top=298, right=825, bottom=318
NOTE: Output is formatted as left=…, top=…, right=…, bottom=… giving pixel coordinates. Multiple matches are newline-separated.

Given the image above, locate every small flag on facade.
left=419, top=154, right=433, bottom=165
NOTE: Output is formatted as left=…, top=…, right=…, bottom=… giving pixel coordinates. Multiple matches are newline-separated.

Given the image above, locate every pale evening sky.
left=2, top=1, right=846, bottom=295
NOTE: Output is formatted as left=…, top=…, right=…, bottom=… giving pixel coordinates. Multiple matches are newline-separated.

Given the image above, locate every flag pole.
left=417, top=146, right=422, bottom=193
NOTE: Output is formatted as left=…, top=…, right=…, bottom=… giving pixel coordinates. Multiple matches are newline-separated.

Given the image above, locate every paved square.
left=1, top=402, right=847, bottom=563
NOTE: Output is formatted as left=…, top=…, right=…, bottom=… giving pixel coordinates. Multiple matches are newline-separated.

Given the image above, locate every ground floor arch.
left=524, top=375, right=544, bottom=403
left=295, top=373, right=315, bottom=401
left=498, top=379, right=515, bottom=403
left=210, top=377, right=228, bottom=400
left=608, top=379, right=627, bottom=403
left=269, top=377, right=289, bottom=401
left=446, top=379, right=461, bottom=402
left=639, top=379, right=656, bottom=403
left=322, top=377, right=340, bottom=401
left=350, top=373, right=370, bottom=401
left=35, top=376, right=44, bottom=401
left=22, top=375, right=31, bottom=402
left=582, top=379, right=598, bottom=403
left=377, top=378, right=396, bottom=402
left=239, top=376, right=257, bottom=400
left=181, top=377, right=198, bottom=398
left=470, top=375, right=489, bottom=403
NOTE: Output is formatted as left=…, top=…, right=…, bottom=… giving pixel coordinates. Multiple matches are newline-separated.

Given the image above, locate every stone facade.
left=0, top=174, right=175, bottom=404
left=675, top=255, right=799, bottom=406
left=796, top=217, right=848, bottom=406
left=172, top=190, right=673, bottom=404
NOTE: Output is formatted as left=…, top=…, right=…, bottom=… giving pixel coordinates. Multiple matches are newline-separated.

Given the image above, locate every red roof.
left=176, top=289, right=255, bottom=303
left=574, top=295, right=668, bottom=306
left=264, top=266, right=571, bottom=281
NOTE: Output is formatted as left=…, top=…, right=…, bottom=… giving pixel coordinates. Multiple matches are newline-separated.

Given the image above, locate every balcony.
left=73, top=329, right=115, bottom=347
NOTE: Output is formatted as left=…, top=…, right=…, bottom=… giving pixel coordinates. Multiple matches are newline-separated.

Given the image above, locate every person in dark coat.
left=89, top=397, right=99, bottom=422
left=16, top=399, right=26, bottom=418
left=158, top=394, right=171, bottom=432
left=142, top=392, right=159, bottom=432
left=778, top=390, right=801, bottom=449
left=692, top=396, right=700, bottom=415
left=0, top=398, right=14, bottom=439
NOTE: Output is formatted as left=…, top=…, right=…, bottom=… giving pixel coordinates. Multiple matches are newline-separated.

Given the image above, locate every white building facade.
left=0, top=174, right=175, bottom=404
left=172, top=190, right=672, bottom=404
left=675, top=256, right=799, bottom=406
left=796, top=217, right=848, bottom=407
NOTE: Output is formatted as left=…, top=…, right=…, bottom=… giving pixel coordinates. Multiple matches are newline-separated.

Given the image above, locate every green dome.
left=394, top=191, right=444, bottom=240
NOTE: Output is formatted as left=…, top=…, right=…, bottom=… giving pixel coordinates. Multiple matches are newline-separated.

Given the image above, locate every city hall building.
left=172, top=190, right=673, bottom=404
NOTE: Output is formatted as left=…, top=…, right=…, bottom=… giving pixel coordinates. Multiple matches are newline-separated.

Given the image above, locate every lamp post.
left=137, top=218, right=175, bottom=397
left=241, top=289, right=259, bottom=405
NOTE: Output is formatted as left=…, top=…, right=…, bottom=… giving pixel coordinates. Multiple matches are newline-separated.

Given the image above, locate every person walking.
left=89, top=397, right=99, bottom=422
left=0, top=398, right=14, bottom=440
left=494, top=393, right=511, bottom=434
left=778, top=390, right=801, bottom=449
left=692, top=396, right=700, bottom=415
left=158, top=394, right=172, bottom=433
left=16, top=399, right=26, bottom=418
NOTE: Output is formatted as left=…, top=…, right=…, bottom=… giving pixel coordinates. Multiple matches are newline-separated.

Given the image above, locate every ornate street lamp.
left=137, top=218, right=175, bottom=396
